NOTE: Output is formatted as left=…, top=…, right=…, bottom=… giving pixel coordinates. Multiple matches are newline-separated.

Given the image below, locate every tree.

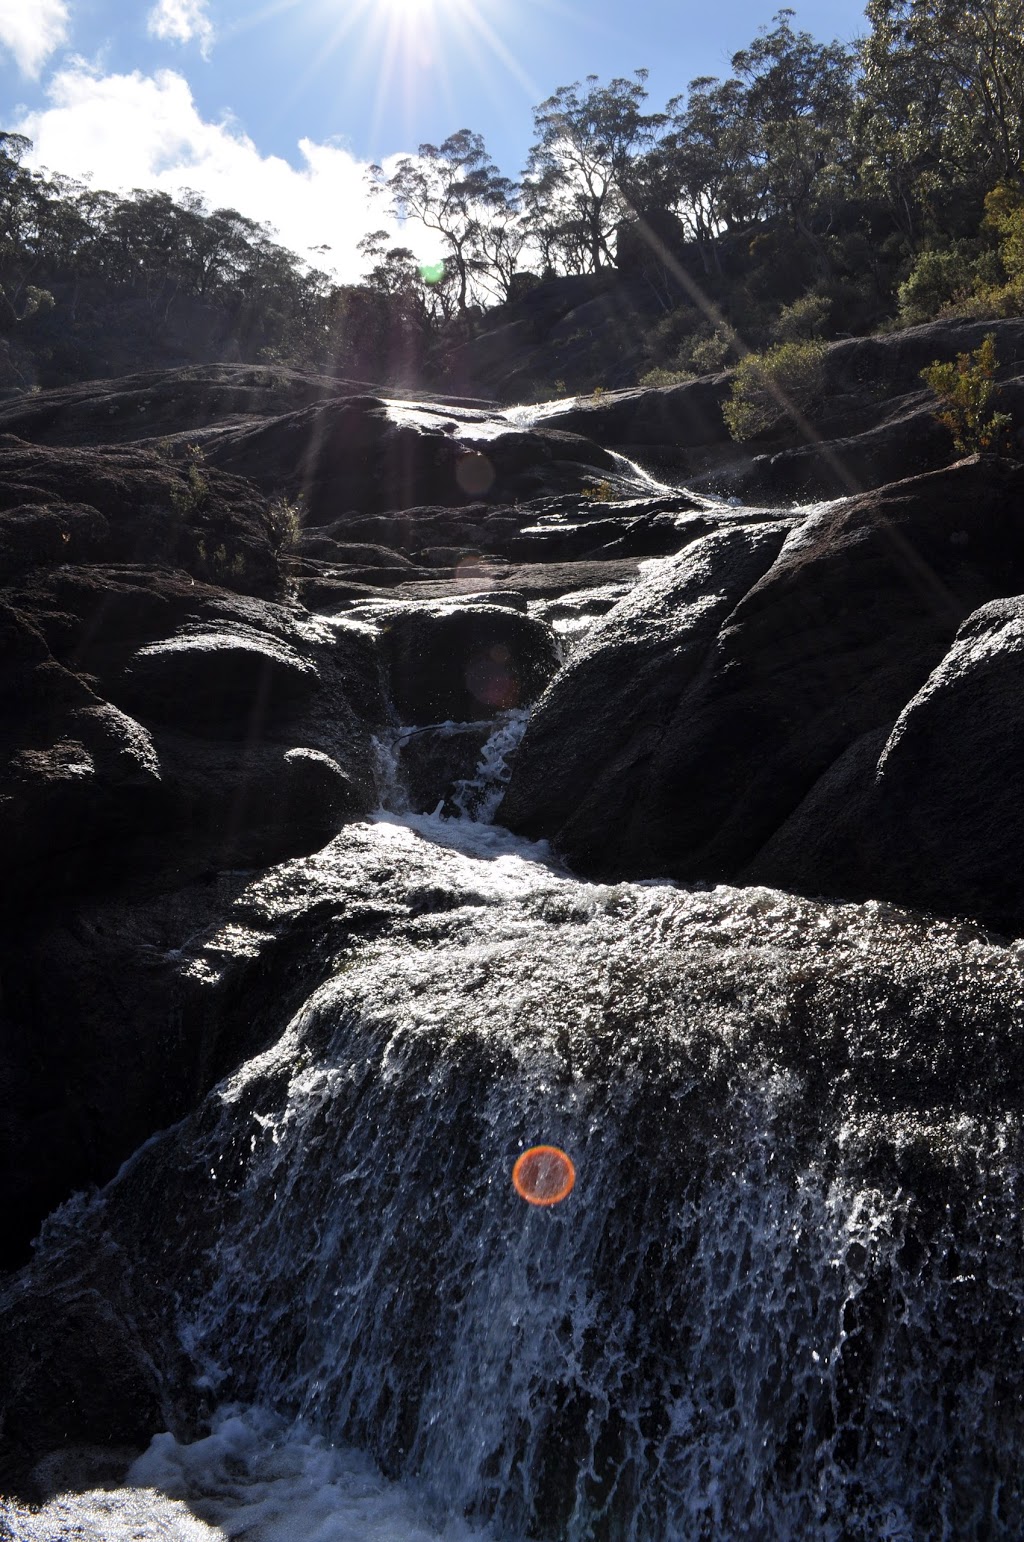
left=653, top=76, right=758, bottom=274
left=731, top=10, right=855, bottom=270
left=524, top=72, right=665, bottom=272
left=856, top=0, right=1024, bottom=243
left=373, top=130, right=513, bottom=313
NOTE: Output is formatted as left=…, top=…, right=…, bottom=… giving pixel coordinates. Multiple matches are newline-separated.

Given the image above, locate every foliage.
left=371, top=131, right=513, bottom=315
left=525, top=71, right=664, bottom=274
left=264, top=495, right=303, bottom=554
left=9, top=4, right=1024, bottom=391
left=897, top=245, right=981, bottom=324
left=770, top=292, right=832, bottom=342
left=920, top=334, right=1013, bottom=454
left=169, top=444, right=211, bottom=518
left=638, top=365, right=693, bottom=387
left=722, top=338, right=827, bottom=440
left=686, top=327, right=734, bottom=372
left=583, top=479, right=617, bottom=500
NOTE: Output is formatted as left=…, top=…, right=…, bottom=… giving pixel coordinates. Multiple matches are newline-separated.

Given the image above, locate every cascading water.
left=5, top=468, right=1024, bottom=1542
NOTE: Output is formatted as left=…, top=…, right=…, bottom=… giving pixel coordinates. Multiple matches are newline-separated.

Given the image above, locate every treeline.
left=4, top=0, right=1024, bottom=392
left=0, top=134, right=426, bottom=388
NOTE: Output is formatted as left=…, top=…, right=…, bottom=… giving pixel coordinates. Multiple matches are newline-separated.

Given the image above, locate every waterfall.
left=5, top=446, right=1024, bottom=1542
left=4, top=830, right=1024, bottom=1539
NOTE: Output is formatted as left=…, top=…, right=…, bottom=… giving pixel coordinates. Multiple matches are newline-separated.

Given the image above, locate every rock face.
left=501, top=456, right=1024, bottom=932
left=197, top=396, right=620, bottom=519
left=747, top=594, right=1024, bottom=925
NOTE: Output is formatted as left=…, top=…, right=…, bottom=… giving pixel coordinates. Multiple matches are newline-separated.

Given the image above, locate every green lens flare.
left=420, top=260, right=445, bottom=285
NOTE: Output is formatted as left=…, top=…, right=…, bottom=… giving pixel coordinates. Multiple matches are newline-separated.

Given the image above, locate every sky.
left=0, top=0, right=869, bottom=282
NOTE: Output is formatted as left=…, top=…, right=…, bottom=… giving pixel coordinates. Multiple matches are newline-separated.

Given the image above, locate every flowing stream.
left=4, top=479, right=1024, bottom=1541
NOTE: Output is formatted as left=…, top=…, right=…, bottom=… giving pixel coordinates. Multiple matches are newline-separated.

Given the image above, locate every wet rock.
left=391, top=557, right=646, bottom=604
left=747, top=595, right=1024, bottom=930
left=501, top=458, right=1024, bottom=926
left=199, top=396, right=617, bottom=520
left=379, top=600, right=561, bottom=723
left=534, top=376, right=732, bottom=453
left=3, top=832, right=1024, bottom=1524
left=499, top=521, right=789, bottom=855
left=122, top=623, right=320, bottom=734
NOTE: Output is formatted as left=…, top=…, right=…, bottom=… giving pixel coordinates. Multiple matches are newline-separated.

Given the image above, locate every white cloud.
left=147, top=0, right=214, bottom=59
left=0, top=0, right=70, bottom=78
left=15, top=64, right=426, bottom=283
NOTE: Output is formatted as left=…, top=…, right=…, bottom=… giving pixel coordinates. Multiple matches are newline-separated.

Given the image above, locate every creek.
left=3, top=470, right=1024, bottom=1542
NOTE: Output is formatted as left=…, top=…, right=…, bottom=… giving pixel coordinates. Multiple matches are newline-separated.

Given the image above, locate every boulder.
left=498, top=522, right=789, bottom=851
left=121, top=623, right=320, bottom=734
left=378, top=600, right=561, bottom=723
left=746, top=596, right=1024, bottom=931
left=149, top=735, right=363, bottom=868
left=0, top=501, right=110, bottom=572
left=500, top=458, right=1024, bottom=916
left=0, top=438, right=280, bottom=596
left=0, top=693, right=166, bottom=898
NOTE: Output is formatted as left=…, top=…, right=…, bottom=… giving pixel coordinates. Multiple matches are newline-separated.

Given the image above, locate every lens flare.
left=512, top=1145, right=576, bottom=1206
left=465, top=644, right=519, bottom=709
left=454, top=449, right=494, bottom=496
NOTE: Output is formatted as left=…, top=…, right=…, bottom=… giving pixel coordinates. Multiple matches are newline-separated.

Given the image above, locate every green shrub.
left=897, top=245, right=979, bottom=326
left=583, top=478, right=616, bottom=501
left=685, top=326, right=733, bottom=374
left=920, top=333, right=1013, bottom=455
left=169, top=443, right=210, bottom=517
left=264, top=495, right=303, bottom=553
left=638, top=366, right=694, bottom=388
left=722, top=340, right=827, bottom=441
left=770, top=292, right=832, bottom=343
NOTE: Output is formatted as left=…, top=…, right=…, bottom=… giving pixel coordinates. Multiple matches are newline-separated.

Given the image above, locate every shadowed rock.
left=378, top=600, right=561, bottom=723
left=501, top=457, right=1024, bottom=931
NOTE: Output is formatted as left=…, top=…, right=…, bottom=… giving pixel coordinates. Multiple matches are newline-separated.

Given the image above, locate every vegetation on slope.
left=5, top=2, right=1024, bottom=395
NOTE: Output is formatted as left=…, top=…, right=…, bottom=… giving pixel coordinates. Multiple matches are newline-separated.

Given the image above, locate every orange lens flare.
left=512, top=1145, right=576, bottom=1207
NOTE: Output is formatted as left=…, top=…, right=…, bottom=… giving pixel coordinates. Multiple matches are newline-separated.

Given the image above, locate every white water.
left=1, top=1405, right=495, bottom=1541
left=382, top=393, right=703, bottom=501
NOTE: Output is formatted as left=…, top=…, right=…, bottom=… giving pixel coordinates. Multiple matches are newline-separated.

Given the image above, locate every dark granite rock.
left=0, top=438, right=280, bottom=596
left=0, top=362, right=361, bottom=447
left=498, top=521, right=789, bottom=855
left=398, top=722, right=494, bottom=813
left=379, top=600, right=562, bottom=723
left=121, top=622, right=320, bottom=733
left=500, top=458, right=1024, bottom=929
left=745, top=596, right=1024, bottom=931
left=198, top=396, right=618, bottom=520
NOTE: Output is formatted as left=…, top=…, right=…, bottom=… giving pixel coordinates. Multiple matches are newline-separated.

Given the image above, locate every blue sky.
left=0, top=0, right=869, bottom=279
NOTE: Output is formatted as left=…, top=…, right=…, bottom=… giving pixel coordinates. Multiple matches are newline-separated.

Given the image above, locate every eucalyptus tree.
left=731, top=9, right=856, bottom=268
left=857, top=0, right=1024, bottom=242
left=652, top=76, right=758, bottom=275
left=475, top=202, right=532, bottom=301
left=524, top=71, right=666, bottom=272
left=373, top=130, right=514, bottom=313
